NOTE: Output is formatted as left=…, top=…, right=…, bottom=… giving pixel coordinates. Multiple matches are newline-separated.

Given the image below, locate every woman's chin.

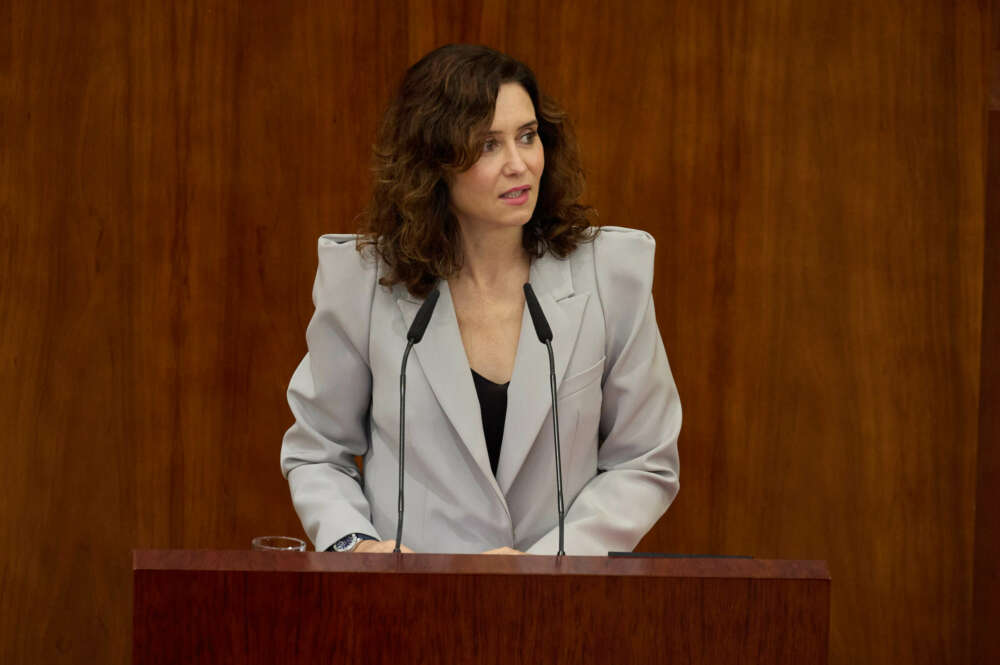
left=497, top=205, right=537, bottom=227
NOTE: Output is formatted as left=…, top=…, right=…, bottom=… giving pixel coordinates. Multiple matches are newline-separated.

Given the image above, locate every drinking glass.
left=251, top=536, right=307, bottom=552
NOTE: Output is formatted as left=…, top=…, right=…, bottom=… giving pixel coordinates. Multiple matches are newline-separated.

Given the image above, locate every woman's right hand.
left=353, top=539, right=414, bottom=553
left=481, top=547, right=524, bottom=555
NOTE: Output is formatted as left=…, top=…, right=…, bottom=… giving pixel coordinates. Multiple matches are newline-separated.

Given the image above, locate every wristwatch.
left=329, top=532, right=377, bottom=552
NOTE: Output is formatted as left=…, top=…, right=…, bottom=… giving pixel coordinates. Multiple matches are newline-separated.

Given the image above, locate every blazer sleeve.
left=526, top=227, right=681, bottom=555
left=280, top=235, right=381, bottom=551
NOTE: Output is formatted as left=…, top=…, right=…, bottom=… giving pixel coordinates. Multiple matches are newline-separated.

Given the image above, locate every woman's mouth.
left=499, top=186, right=531, bottom=204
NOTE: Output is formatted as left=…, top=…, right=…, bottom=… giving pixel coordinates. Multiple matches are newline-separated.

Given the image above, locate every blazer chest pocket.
left=559, top=356, right=605, bottom=401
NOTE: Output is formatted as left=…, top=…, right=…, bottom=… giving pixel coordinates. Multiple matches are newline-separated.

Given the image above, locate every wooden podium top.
left=133, top=550, right=831, bottom=664
left=134, top=548, right=830, bottom=580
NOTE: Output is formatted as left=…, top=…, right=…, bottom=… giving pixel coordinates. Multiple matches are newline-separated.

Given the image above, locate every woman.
left=280, top=44, right=680, bottom=555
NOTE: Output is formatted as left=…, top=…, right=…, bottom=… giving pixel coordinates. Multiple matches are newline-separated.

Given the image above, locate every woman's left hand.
left=481, top=547, right=524, bottom=555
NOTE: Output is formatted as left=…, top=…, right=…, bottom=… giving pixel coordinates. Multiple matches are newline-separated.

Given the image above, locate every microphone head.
left=406, top=288, right=440, bottom=343
left=523, top=283, right=553, bottom=343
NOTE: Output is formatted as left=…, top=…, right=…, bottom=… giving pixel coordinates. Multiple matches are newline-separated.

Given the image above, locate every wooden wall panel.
left=973, top=3, right=999, bottom=663
left=568, top=4, right=985, bottom=665
left=0, top=2, right=988, bottom=664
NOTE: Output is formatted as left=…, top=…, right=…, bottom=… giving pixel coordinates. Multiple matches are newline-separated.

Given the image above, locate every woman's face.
left=448, top=83, right=545, bottom=234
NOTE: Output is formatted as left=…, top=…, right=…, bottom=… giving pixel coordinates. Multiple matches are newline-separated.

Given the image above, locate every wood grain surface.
left=973, top=3, right=999, bottom=663
left=132, top=551, right=830, bottom=665
left=0, top=1, right=989, bottom=664
left=133, top=548, right=831, bottom=578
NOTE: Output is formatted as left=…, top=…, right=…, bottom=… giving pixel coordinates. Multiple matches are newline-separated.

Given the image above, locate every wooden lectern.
left=133, top=550, right=829, bottom=664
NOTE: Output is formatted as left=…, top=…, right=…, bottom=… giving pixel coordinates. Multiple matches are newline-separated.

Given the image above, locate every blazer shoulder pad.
left=593, top=226, right=656, bottom=295
left=592, top=226, right=657, bottom=353
left=312, top=233, right=380, bottom=313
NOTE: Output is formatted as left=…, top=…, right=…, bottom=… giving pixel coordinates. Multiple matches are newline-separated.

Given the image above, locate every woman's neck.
left=456, top=224, right=530, bottom=291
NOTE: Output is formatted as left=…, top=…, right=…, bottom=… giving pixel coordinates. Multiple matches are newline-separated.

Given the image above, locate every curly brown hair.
left=358, top=44, right=595, bottom=297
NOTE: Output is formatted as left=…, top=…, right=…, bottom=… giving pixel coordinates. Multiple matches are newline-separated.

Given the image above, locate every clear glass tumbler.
left=251, top=536, right=307, bottom=552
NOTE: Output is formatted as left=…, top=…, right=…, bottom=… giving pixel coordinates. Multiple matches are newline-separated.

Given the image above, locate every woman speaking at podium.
left=280, top=44, right=681, bottom=555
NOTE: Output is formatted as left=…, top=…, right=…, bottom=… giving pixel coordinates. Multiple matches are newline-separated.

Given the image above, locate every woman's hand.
left=353, top=539, right=414, bottom=553
left=481, top=547, right=524, bottom=555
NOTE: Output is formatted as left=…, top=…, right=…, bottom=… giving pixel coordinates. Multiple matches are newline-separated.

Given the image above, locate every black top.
left=471, top=370, right=509, bottom=475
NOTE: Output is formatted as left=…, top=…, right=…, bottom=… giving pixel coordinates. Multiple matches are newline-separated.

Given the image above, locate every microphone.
left=524, top=283, right=553, bottom=343
left=395, top=288, right=440, bottom=552
left=407, top=288, right=439, bottom=343
left=522, top=283, right=566, bottom=556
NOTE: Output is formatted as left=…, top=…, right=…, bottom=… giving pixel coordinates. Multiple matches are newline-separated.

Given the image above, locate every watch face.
left=334, top=534, right=358, bottom=552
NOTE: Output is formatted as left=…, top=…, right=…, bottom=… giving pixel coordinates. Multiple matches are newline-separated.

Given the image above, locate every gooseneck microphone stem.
left=394, top=342, right=414, bottom=553
left=394, top=288, right=440, bottom=554
left=546, top=341, right=566, bottom=556
left=523, top=283, right=566, bottom=556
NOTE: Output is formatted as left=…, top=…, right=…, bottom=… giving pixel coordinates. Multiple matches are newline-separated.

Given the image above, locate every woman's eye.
left=482, top=132, right=535, bottom=152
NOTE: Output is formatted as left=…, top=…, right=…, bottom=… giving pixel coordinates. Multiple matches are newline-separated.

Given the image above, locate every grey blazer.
left=280, top=226, right=680, bottom=554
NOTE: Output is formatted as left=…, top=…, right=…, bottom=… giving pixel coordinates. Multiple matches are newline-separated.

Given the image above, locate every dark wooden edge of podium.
left=132, top=549, right=830, bottom=580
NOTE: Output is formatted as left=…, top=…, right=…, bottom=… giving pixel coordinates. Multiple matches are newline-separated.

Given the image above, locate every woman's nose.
left=502, top=143, right=528, bottom=174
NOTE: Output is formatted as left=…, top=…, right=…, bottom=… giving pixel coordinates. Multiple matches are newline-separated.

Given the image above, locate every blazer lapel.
left=496, top=254, right=590, bottom=495
left=395, top=283, right=499, bottom=489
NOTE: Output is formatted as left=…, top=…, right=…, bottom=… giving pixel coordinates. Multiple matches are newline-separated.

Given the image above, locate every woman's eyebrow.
left=484, top=120, right=539, bottom=135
